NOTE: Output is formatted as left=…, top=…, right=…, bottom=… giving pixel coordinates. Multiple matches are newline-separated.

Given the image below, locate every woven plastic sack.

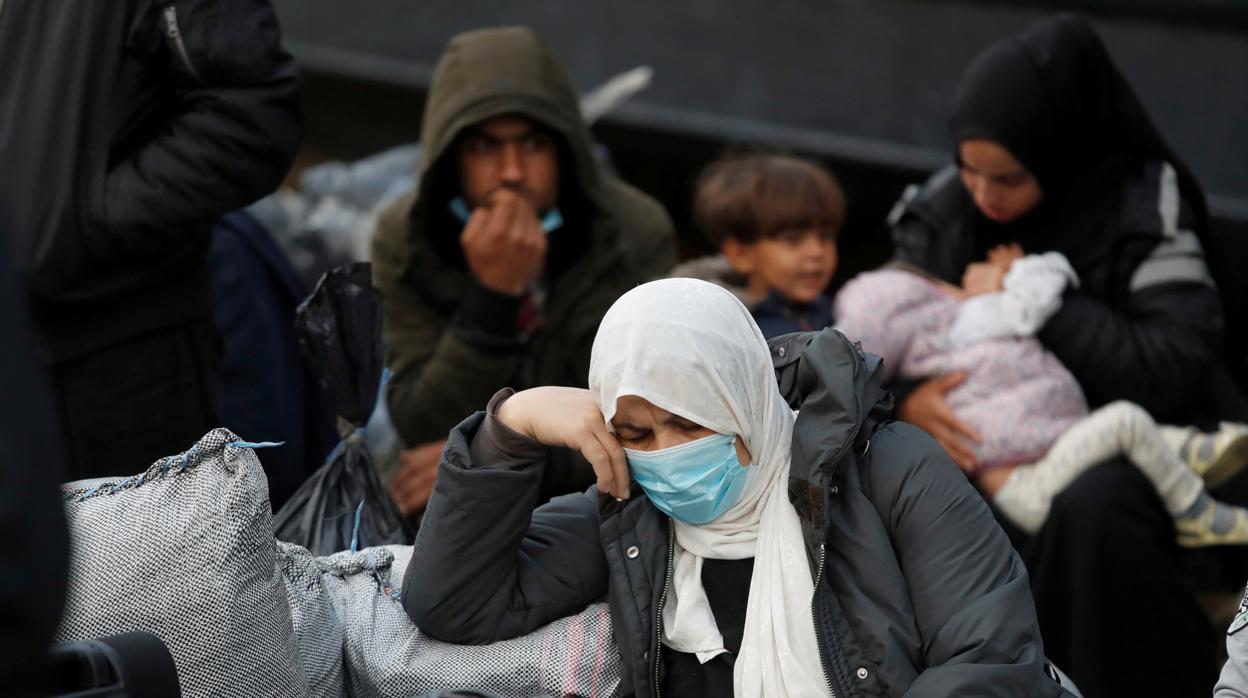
left=278, top=542, right=347, bottom=697
left=56, top=428, right=306, bottom=697
left=320, top=545, right=623, bottom=698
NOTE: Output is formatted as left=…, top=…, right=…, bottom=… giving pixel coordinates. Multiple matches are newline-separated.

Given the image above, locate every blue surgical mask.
left=625, top=432, right=752, bottom=525
left=448, top=196, right=564, bottom=233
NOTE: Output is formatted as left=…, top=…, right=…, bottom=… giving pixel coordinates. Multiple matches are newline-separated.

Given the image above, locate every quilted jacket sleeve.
left=868, top=423, right=1067, bottom=697
left=98, top=0, right=301, bottom=258
left=400, top=410, right=608, bottom=644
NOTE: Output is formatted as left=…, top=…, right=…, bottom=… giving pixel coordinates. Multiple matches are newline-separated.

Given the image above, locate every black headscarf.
left=949, top=14, right=1248, bottom=394
left=948, top=14, right=1211, bottom=280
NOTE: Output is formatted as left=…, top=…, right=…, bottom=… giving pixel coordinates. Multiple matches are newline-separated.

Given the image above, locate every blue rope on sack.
left=108, top=475, right=138, bottom=495
left=178, top=446, right=206, bottom=473
left=226, top=440, right=286, bottom=449
left=366, top=546, right=401, bottom=601
left=349, top=499, right=365, bottom=553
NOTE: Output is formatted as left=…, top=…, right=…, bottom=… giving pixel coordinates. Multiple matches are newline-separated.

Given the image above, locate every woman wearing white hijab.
left=403, top=278, right=1071, bottom=697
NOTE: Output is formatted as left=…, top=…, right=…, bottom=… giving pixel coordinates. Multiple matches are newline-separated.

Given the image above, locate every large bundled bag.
left=277, top=542, right=347, bottom=698
left=302, top=545, right=622, bottom=698
left=57, top=428, right=306, bottom=697
left=275, top=263, right=414, bottom=555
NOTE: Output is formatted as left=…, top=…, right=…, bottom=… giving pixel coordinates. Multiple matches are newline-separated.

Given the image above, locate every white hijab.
left=589, top=279, right=830, bottom=698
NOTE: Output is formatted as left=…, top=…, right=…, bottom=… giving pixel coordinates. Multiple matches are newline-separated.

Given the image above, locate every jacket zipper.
left=652, top=520, right=675, bottom=697
left=811, top=543, right=838, bottom=697
left=163, top=5, right=204, bottom=84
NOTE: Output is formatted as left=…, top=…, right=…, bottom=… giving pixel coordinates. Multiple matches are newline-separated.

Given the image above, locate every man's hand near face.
left=460, top=189, right=548, bottom=296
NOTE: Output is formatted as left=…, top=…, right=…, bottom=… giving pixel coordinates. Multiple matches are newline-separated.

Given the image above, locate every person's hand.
left=987, top=243, right=1024, bottom=270
left=961, top=261, right=1007, bottom=297
left=460, top=189, right=547, bottom=295
left=390, top=439, right=446, bottom=516
left=898, top=373, right=983, bottom=471
left=497, top=386, right=631, bottom=500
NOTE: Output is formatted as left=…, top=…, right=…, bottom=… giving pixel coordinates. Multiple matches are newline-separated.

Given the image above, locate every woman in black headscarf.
left=888, top=14, right=1248, bottom=698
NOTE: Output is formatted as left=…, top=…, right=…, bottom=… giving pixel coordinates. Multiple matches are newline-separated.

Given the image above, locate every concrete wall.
left=273, top=0, right=1248, bottom=214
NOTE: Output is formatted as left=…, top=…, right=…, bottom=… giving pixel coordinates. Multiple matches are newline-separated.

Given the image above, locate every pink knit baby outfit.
left=834, top=270, right=1088, bottom=472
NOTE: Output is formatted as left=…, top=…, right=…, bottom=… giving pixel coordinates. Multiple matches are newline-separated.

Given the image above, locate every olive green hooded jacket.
left=372, top=27, right=675, bottom=463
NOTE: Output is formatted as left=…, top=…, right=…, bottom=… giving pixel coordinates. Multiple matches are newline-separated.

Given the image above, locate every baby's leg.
left=1082, top=402, right=1204, bottom=515
left=994, top=401, right=1202, bottom=534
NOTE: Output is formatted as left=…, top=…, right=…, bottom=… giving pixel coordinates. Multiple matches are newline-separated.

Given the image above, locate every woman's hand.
left=898, top=373, right=983, bottom=471
left=497, top=387, right=631, bottom=500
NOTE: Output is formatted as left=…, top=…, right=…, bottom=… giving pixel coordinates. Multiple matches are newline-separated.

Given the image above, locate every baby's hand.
left=986, top=243, right=1025, bottom=271
left=962, top=262, right=1006, bottom=297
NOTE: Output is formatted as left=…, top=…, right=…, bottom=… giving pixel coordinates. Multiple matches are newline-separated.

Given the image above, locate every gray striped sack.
left=301, top=544, right=623, bottom=698
left=57, top=428, right=306, bottom=698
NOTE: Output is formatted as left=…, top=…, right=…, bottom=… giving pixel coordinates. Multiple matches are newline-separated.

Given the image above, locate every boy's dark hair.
left=694, top=153, right=846, bottom=245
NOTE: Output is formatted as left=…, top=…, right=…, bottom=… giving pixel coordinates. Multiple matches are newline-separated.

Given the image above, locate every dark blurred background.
left=271, top=0, right=1248, bottom=288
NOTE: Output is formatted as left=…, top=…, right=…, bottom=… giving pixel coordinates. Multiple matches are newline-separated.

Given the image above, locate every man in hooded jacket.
left=372, top=27, right=676, bottom=515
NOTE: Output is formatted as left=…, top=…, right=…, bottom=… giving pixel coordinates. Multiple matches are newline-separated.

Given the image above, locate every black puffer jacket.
left=403, top=329, right=1071, bottom=697
left=890, top=162, right=1247, bottom=424
left=0, top=0, right=301, bottom=363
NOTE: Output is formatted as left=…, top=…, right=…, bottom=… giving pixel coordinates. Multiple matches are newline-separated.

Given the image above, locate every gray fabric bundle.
left=57, top=428, right=306, bottom=697
left=277, top=541, right=347, bottom=697
left=316, top=545, right=623, bottom=698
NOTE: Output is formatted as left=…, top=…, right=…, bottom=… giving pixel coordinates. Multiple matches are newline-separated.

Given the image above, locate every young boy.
left=672, top=153, right=845, bottom=338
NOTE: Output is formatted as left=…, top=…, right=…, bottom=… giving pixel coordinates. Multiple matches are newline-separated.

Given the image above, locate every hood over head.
left=415, top=27, right=600, bottom=233
left=771, top=327, right=893, bottom=490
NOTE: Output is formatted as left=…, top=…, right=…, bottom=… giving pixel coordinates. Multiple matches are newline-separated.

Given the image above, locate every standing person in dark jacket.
left=887, top=15, right=1247, bottom=697
left=0, top=0, right=302, bottom=478
left=402, top=278, right=1073, bottom=698
left=372, top=27, right=675, bottom=516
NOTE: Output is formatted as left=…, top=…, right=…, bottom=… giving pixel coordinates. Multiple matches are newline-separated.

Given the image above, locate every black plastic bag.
left=274, top=263, right=414, bottom=555
left=292, top=262, right=383, bottom=425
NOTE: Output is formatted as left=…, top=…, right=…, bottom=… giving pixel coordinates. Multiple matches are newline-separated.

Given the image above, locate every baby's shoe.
left=1175, top=495, right=1248, bottom=547
left=1164, top=423, right=1248, bottom=489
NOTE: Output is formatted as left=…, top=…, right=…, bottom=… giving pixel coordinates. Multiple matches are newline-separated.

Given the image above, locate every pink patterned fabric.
left=834, top=270, right=1088, bottom=472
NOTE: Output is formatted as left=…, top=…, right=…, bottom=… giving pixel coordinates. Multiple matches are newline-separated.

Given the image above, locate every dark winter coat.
left=207, top=211, right=337, bottom=510
left=402, top=328, right=1070, bottom=697
left=0, top=230, right=69, bottom=697
left=372, top=27, right=675, bottom=450
left=0, top=0, right=302, bottom=364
